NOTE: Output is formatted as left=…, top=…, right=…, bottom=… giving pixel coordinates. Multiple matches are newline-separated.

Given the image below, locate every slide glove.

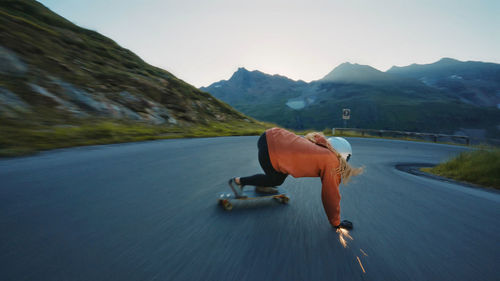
left=335, top=220, right=353, bottom=230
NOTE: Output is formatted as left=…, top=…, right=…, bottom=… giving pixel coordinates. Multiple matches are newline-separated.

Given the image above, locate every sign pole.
left=342, top=108, right=350, bottom=129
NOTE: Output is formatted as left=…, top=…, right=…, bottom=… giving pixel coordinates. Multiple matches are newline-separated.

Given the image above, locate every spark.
left=356, top=256, right=366, bottom=274
left=339, top=228, right=353, bottom=240
left=360, top=249, right=368, bottom=257
left=336, top=228, right=352, bottom=248
left=339, top=233, right=347, bottom=248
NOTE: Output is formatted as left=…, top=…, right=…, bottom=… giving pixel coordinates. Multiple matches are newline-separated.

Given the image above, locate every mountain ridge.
left=386, top=58, right=500, bottom=107
left=202, top=59, right=500, bottom=137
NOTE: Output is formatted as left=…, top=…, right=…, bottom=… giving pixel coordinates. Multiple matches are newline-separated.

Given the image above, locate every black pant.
left=239, top=133, right=288, bottom=187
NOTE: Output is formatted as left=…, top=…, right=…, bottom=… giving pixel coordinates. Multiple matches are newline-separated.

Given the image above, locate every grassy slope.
left=0, top=0, right=250, bottom=123
left=422, top=149, right=500, bottom=189
left=0, top=0, right=275, bottom=156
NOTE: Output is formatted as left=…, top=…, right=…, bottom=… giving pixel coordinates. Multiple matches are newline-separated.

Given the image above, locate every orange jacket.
left=266, top=128, right=342, bottom=226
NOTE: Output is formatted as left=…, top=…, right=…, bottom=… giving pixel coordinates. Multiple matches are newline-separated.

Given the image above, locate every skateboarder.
left=228, top=127, right=363, bottom=229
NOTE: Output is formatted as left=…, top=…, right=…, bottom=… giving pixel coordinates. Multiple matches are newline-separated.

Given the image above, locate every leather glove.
left=334, top=220, right=353, bottom=230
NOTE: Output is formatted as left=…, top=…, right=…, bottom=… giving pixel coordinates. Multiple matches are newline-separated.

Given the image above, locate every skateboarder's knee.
left=269, top=177, right=286, bottom=186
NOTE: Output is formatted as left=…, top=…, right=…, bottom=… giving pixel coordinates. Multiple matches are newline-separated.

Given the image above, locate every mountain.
left=387, top=58, right=500, bottom=107
left=0, top=0, right=263, bottom=130
left=202, top=60, right=500, bottom=138
left=200, top=67, right=307, bottom=105
left=320, top=62, right=396, bottom=84
left=201, top=68, right=314, bottom=129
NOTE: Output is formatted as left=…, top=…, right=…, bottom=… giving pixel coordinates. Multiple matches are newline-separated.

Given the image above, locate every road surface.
left=1, top=137, right=499, bottom=280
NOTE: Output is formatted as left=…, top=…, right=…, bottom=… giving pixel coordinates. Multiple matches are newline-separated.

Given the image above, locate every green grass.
left=421, top=149, right=500, bottom=189
left=0, top=119, right=271, bottom=157
left=2, top=118, right=492, bottom=158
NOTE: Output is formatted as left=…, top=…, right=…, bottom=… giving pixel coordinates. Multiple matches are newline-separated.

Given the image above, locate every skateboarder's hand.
left=334, top=220, right=353, bottom=230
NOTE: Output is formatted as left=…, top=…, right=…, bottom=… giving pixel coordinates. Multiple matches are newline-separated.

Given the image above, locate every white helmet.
left=327, top=137, right=352, bottom=162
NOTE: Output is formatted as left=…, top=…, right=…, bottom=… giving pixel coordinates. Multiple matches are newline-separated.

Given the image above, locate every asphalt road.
left=1, top=137, right=499, bottom=281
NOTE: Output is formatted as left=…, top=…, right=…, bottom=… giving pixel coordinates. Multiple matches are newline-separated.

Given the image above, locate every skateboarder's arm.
left=320, top=170, right=341, bottom=226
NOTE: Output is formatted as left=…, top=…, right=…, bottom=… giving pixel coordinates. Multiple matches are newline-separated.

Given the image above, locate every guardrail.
left=332, top=128, right=471, bottom=145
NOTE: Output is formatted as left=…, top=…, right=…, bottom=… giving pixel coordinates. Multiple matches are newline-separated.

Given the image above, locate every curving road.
left=1, top=137, right=499, bottom=281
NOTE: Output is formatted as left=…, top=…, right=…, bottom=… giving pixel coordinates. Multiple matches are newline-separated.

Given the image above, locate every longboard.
left=217, top=187, right=289, bottom=210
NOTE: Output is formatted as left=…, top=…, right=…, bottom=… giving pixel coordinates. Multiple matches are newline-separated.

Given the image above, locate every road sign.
left=342, top=108, right=350, bottom=120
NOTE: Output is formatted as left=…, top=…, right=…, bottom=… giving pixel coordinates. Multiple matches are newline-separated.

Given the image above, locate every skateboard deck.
left=217, top=187, right=289, bottom=210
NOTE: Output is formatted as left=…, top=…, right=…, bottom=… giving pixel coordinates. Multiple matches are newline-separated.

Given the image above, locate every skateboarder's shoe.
left=228, top=178, right=247, bottom=198
left=255, top=186, right=279, bottom=194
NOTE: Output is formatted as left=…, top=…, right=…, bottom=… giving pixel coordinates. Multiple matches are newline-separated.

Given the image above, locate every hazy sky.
left=39, top=0, right=500, bottom=87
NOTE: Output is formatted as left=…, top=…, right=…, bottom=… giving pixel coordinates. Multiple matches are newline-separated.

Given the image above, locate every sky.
left=39, top=0, right=500, bottom=87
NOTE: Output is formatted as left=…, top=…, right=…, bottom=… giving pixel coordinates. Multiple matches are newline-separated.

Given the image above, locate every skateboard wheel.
left=273, top=195, right=289, bottom=204
left=220, top=199, right=233, bottom=211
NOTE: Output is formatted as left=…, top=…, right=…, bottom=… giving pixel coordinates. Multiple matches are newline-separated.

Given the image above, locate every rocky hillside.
left=202, top=61, right=500, bottom=138
left=0, top=0, right=259, bottom=127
